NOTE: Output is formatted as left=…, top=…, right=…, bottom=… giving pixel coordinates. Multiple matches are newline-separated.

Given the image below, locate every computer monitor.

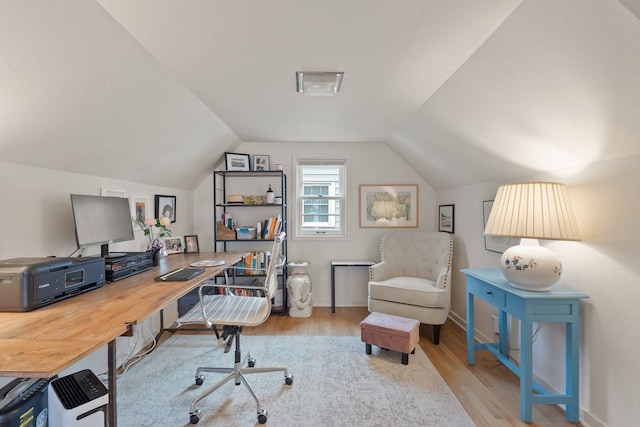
left=70, top=194, right=135, bottom=258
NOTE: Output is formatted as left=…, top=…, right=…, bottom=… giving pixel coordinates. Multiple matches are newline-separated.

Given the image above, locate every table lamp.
left=484, top=182, right=581, bottom=291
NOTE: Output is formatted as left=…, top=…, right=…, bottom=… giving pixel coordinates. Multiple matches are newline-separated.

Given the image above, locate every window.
left=295, top=159, right=346, bottom=238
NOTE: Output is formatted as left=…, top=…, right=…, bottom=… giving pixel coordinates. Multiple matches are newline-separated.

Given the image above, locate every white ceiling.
left=3, top=0, right=640, bottom=190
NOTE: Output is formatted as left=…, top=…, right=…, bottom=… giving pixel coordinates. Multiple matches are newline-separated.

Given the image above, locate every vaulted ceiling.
left=2, top=0, right=640, bottom=190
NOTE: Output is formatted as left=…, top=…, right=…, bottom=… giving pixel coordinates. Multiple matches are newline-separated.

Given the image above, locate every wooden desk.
left=0, top=251, right=244, bottom=426
left=462, top=268, right=588, bottom=423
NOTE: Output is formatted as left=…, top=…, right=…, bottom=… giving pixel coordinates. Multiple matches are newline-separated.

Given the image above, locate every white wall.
left=0, top=161, right=194, bottom=387
left=192, top=142, right=438, bottom=308
left=438, top=155, right=640, bottom=427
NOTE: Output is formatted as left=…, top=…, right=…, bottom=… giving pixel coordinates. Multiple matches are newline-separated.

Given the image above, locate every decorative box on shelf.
left=237, top=227, right=257, bottom=240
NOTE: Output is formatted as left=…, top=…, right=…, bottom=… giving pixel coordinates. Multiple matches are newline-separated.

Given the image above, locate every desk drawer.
left=474, top=282, right=506, bottom=308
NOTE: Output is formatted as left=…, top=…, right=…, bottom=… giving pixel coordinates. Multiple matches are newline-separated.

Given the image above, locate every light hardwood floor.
left=241, top=307, right=582, bottom=427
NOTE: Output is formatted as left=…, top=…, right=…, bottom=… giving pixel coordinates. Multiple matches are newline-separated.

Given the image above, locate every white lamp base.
left=500, top=239, right=562, bottom=291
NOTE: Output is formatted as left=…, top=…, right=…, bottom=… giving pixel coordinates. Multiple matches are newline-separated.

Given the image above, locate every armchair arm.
left=434, top=263, right=452, bottom=290
left=369, top=261, right=392, bottom=282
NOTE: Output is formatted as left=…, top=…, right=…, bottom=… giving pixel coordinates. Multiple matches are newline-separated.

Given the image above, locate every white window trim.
left=293, top=155, right=348, bottom=240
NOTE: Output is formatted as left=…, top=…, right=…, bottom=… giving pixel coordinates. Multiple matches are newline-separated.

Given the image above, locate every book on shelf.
left=263, top=214, right=282, bottom=240
left=235, top=250, right=272, bottom=275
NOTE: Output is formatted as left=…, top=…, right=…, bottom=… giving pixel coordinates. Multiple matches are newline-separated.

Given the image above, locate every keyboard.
left=155, top=267, right=206, bottom=282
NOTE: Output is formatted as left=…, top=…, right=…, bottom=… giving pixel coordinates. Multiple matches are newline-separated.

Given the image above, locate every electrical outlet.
left=492, top=314, right=499, bottom=334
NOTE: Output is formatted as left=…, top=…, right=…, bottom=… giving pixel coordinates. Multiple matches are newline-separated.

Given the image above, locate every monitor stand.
left=101, top=243, right=127, bottom=259
left=105, top=252, right=127, bottom=259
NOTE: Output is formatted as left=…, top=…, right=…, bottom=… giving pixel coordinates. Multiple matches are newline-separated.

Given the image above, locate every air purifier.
left=48, top=369, right=108, bottom=427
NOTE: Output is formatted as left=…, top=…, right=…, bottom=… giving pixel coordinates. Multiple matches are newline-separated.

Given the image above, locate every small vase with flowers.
left=135, top=217, right=172, bottom=266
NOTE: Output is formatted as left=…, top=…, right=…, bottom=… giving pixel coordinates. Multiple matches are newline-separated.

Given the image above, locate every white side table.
left=330, top=260, right=376, bottom=313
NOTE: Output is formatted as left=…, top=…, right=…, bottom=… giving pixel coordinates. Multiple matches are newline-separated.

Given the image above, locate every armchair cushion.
left=368, top=277, right=448, bottom=308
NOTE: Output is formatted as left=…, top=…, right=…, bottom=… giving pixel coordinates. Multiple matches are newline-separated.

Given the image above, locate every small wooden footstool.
left=360, top=312, right=420, bottom=365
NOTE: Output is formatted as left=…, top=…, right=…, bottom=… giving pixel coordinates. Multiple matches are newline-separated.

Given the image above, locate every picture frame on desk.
left=184, top=235, right=199, bottom=253
left=162, top=236, right=184, bottom=254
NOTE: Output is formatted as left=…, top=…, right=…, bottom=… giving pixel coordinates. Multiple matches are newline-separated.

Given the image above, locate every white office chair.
left=174, top=232, right=292, bottom=425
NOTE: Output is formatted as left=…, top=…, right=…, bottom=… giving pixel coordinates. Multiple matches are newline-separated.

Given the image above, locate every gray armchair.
left=368, top=230, right=453, bottom=344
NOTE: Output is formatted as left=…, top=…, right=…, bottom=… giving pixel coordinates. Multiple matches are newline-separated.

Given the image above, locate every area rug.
left=117, top=334, right=475, bottom=427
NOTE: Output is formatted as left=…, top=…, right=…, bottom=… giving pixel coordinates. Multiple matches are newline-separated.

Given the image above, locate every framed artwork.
left=438, top=204, right=455, bottom=233
left=483, top=200, right=519, bottom=253
left=184, top=235, right=200, bottom=253
left=359, top=184, right=418, bottom=228
left=162, top=236, right=184, bottom=254
left=253, top=155, right=270, bottom=171
left=101, top=188, right=126, bottom=198
left=130, top=196, right=150, bottom=222
left=224, top=152, right=251, bottom=171
left=155, top=195, right=176, bottom=223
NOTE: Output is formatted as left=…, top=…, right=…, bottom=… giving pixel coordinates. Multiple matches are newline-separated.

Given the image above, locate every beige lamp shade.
left=484, top=182, right=581, bottom=241
left=484, top=182, right=581, bottom=291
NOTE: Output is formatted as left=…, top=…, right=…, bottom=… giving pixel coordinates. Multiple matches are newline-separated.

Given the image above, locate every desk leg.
left=566, top=316, right=580, bottom=422
left=466, top=292, right=475, bottom=364
left=108, top=339, right=117, bottom=427
left=520, top=316, right=533, bottom=423
left=331, top=265, right=336, bottom=314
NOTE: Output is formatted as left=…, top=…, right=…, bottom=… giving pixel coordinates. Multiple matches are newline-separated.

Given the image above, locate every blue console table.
left=462, top=269, right=588, bottom=423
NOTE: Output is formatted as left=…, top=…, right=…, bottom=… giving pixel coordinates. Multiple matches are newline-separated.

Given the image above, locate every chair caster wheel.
left=285, top=374, right=293, bottom=385
left=257, top=409, right=267, bottom=424
left=248, top=358, right=256, bottom=367
left=189, top=410, right=201, bottom=424
left=195, top=375, right=204, bottom=386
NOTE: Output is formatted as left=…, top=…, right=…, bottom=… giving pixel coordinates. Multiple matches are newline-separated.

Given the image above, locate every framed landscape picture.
left=359, top=184, right=418, bottom=228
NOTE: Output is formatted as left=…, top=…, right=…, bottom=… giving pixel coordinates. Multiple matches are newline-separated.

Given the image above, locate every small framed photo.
left=253, top=155, right=270, bottom=171
left=438, top=204, right=455, bottom=233
left=162, top=236, right=184, bottom=254
left=184, top=235, right=200, bottom=253
left=225, top=152, right=251, bottom=171
left=131, top=196, right=150, bottom=223
left=155, top=195, right=176, bottom=223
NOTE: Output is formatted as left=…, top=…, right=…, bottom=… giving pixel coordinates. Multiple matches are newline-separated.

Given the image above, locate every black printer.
left=0, top=377, right=52, bottom=427
left=0, top=257, right=105, bottom=312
